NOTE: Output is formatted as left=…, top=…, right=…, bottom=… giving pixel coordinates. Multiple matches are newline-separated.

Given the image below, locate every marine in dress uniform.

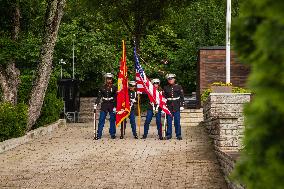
left=142, top=79, right=163, bottom=140
left=163, top=74, right=184, bottom=140
left=128, top=81, right=138, bottom=139
left=94, top=73, right=117, bottom=140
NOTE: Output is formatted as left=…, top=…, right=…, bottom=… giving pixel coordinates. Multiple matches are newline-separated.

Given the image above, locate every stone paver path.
left=0, top=123, right=227, bottom=189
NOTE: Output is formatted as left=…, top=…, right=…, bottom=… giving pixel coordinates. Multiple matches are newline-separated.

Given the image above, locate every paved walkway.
left=0, top=123, right=227, bottom=189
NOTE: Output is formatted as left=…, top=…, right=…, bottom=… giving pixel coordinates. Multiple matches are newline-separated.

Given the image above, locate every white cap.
left=129, top=81, right=136, bottom=86
left=104, top=73, right=114, bottom=78
left=151, top=78, right=160, bottom=84
left=166, top=73, right=176, bottom=79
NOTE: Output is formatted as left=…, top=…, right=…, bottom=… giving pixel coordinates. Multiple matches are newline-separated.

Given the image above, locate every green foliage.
left=0, top=102, right=28, bottom=142
left=0, top=0, right=45, bottom=65
left=232, top=87, right=251, bottom=94
left=201, top=88, right=212, bottom=102
left=18, top=73, right=63, bottom=130
left=53, top=0, right=240, bottom=95
left=211, top=82, right=233, bottom=86
left=33, top=75, right=64, bottom=129
left=232, top=0, right=284, bottom=188
left=18, top=75, right=33, bottom=104
left=201, top=82, right=250, bottom=102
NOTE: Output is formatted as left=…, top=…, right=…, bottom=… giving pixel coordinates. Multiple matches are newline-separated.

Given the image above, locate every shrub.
left=33, top=75, right=64, bottom=129
left=18, top=75, right=33, bottom=104
left=201, top=82, right=250, bottom=102
left=201, top=88, right=212, bottom=102
left=18, top=74, right=64, bottom=130
left=232, top=86, right=251, bottom=94
left=211, top=82, right=232, bottom=86
left=0, top=102, right=28, bottom=142
left=232, top=0, right=284, bottom=188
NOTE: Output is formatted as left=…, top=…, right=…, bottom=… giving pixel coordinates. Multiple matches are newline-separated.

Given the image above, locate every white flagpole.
left=72, top=34, right=75, bottom=79
left=226, top=0, right=231, bottom=84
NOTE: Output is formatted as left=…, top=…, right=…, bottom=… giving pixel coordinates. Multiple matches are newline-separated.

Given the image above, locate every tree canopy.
left=54, top=0, right=239, bottom=95
left=0, top=0, right=239, bottom=130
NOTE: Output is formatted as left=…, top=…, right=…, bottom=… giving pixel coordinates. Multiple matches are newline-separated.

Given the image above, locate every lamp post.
left=226, top=0, right=231, bottom=84
left=72, top=34, right=75, bottom=79
left=59, top=59, right=66, bottom=79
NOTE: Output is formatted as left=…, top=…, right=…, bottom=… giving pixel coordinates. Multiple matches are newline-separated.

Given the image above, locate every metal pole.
left=163, top=113, right=166, bottom=139
left=72, top=34, right=75, bottom=79
left=226, top=0, right=231, bottom=84
left=61, top=65, right=63, bottom=79
left=93, top=107, right=97, bottom=140
left=137, top=93, right=141, bottom=138
left=120, top=121, right=124, bottom=139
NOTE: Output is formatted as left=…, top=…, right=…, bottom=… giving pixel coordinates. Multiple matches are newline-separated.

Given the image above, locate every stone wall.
left=0, top=119, right=66, bottom=154
left=203, top=93, right=251, bottom=189
left=196, top=46, right=250, bottom=107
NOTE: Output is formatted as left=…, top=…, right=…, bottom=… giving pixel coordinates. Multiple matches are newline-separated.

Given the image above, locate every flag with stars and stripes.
left=134, top=47, right=171, bottom=116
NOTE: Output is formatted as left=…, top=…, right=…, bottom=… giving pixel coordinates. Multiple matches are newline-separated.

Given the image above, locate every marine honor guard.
left=94, top=73, right=117, bottom=140
left=128, top=81, right=138, bottom=139
left=142, top=78, right=163, bottom=140
left=163, top=74, right=184, bottom=140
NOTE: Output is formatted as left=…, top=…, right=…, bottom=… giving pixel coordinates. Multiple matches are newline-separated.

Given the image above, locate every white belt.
left=102, top=97, right=114, bottom=101
left=167, top=97, right=180, bottom=101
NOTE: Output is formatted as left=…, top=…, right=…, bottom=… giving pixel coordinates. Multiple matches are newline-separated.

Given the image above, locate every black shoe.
left=134, top=135, right=138, bottom=139
left=166, top=135, right=172, bottom=140
left=120, top=135, right=124, bottom=139
left=141, top=135, right=147, bottom=139
left=111, top=135, right=116, bottom=139
left=159, top=136, right=164, bottom=140
left=94, top=136, right=101, bottom=140
left=177, top=136, right=183, bottom=140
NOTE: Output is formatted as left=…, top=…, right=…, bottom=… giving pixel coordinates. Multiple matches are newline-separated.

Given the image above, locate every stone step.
left=180, top=114, right=203, bottom=119
left=180, top=117, right=204, bottom=122
left=182, top=108, right=203, bottom=113
left=80, top=104, right=93, bottom=109
left=80, top=108, right=92, bottom=112
left=80, top=97, right=95, bottom=102
left=181, top=122, right=201, bottom=126
left=80, top=112, right=93, bottom=117
left=78, top=117, right=93, bottom=123
left=78, top=117, right=204, bottom=123
left=180, top=112, right=203, bottom=116
left=76, top=117, right=202, bottom=126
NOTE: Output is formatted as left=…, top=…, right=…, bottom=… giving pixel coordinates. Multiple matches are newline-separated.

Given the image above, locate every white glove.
left=180, top=107, right=184, bottom=111
left=161, top=111, right=165, bottom=115
left=113, top=107, right=116, bottom=113
left=94, top=104, right=97, bottom=110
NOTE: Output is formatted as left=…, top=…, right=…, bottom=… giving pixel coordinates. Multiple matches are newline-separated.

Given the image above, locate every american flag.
left=134, top=48, right=171, bottom=116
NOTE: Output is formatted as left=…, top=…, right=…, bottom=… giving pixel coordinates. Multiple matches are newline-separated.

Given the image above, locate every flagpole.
left=226, top=0, right=231, bottom=84
left=137, top=93, right=141, bottom=138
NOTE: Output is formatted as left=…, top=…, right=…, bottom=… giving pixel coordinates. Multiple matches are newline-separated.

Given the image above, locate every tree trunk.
left=0, top=63, right=20, bottom=105
left=27, top=0, right=66, bottom=129
left=0, top=2, right=21, bottom=105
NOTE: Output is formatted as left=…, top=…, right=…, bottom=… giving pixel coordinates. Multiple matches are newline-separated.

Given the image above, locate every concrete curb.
left=0, top=119, right=66, bottom=154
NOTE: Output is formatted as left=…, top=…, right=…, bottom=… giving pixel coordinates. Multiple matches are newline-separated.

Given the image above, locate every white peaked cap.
left=166, top=73, right=176, bottom=79
left=129, top=81, right=136, bottom=86
left=104, top=73, right=114, bottom=78
left=151, top=78, right=160, bottom=84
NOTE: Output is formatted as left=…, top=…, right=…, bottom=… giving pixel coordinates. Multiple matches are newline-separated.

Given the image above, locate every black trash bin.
left=58, top=79, right=80, bottom=122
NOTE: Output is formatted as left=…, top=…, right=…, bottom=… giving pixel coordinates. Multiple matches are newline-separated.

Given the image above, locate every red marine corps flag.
left=116, top=40, right=130, bottom=127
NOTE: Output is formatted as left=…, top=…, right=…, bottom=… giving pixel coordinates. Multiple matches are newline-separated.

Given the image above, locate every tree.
left=0, top=1, right=21, bottom=104
left=27, top=0, right=66, bottom=128
left=0, top=0, right=66, bottom=130
left=84, top=0, right=191, bottom=48
left=56, top=0, right=236, bottom=94
left=232, top=0, right=284, bottom=188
